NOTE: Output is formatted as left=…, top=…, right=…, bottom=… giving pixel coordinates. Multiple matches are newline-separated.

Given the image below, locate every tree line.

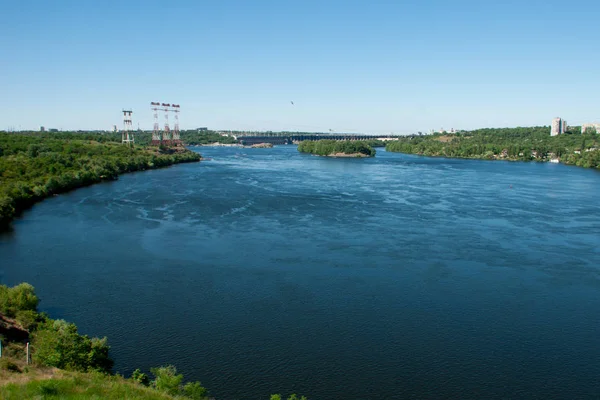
left=385, top=126, right=600, bottom=168
left=0, top=132, right=201, bottom=227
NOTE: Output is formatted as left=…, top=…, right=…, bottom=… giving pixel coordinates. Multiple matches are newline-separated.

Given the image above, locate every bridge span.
left=237, top=134, right=403, bottom=145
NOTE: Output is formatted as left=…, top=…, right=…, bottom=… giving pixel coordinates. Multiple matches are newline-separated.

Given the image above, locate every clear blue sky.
left=2, top=0, right=599, bottom=134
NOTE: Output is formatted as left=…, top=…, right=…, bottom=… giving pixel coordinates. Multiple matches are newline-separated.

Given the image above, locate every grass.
left=0, top=360, right=178, bottom=400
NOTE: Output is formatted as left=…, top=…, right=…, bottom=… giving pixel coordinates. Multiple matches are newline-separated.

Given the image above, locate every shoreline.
left=0, top=148, right=201, bottom=229
left=192, top=142, right=242, bottom=147
left=325, top=152, right=371, bottom=158
left=385, top=149, right=578, bottom=165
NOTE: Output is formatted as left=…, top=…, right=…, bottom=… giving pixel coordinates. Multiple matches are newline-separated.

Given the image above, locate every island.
left=297, top=140, right=376, bottom=157
left=248, top=142, right=274, bottom=148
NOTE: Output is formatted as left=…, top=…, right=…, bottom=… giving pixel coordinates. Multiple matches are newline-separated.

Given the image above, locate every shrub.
left=151, top=365, right=183, bottom=396
left=183, top=381, right=209, bottom=399
left=3, top=342, right=25, bottom=359
left=270, top=395, right=308, bottom=400
left=15, top=310, right=39, bottom=330
left=0, top=283, right=39, bottom=317
left=131, top=368, right=150, bottom=386
left=0, top=358, right=21, bottom=373
left=38, top=380, right=59, bottom=395
left=31, top=319, right=113, bottom=373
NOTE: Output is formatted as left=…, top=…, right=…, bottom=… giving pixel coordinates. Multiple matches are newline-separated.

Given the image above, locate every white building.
left=551, top=117, right=567, bottom=136
left=582, top=123, right=600, bottom=134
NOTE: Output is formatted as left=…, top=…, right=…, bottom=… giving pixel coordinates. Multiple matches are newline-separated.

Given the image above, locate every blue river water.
left=1, top=146, right=600, bottom=399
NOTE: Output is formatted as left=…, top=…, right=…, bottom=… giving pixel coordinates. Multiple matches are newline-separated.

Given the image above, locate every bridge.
left=236, top=134, right=404, bottom=145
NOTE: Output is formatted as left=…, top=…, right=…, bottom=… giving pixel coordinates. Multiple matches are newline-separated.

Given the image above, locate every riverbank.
left=385, top=147, right=599, bottom=168
left=0, top=282, right=305, bottom=400
left=324, top=152, right=370, bottom=158
left=193, top=142, right=242, bottom=147
left=384, top=127, right=600, bottom=169
left=0, top=133, right=201, bottom=228
left=3, top=145, right=600, bottom=399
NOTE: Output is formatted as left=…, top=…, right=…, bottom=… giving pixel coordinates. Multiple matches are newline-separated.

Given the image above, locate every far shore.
left=323, top=152, right=372, bottom=158
left=193, top=143, right=242, bottom=147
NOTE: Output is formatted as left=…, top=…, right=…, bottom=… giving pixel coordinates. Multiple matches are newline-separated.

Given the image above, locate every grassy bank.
left=0, top=369, right=180, bottom=400
left=0, top=132, right=201, bottom=227
left=1, top=278, right=309, bottom=399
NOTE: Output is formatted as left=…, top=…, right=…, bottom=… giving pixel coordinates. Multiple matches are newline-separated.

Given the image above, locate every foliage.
left=385, top=126, right=600, bottom=168
left=151, top=365, right=183, bottom=396
left=0, top=282, right=39, bottom=318
left=0, top=132, right=201, bottom=226
left=364, top=139, right=386, bottom=147
left=131, top=368, right=150, bottom=386
left=2, top=342, right=25, bottom=358
left=270, top=395, right=308, bottom=400
left=0, top=371, right=184, bottom=400
left=14, top=309, right=39, bottom=330
left=298, top=140, right=376, bottom=157
left=150, top=365, right=209, bottom=399
left=181, top=130, right=237, bottom=145
left=31, top=318, right=114, bottom=373
left=0, top=358, right=21, bottom=373
left=182, top=381, right=209, bottom=399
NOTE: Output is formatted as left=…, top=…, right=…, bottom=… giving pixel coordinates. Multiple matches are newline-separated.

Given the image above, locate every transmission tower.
left=122, top=110, right=134, bottom=147
left=162, top=103, right=171, bottom=145
left=151, top=102, right=161, bottom=145
left=171, top=104, right=181, bottom=145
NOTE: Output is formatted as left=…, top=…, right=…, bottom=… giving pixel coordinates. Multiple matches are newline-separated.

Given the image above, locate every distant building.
left=112, top=125, right=118, bottom=133
left=197, top=127, right=208, bottom=131
left=49, top=128, right=59, bottom=132
left=551, top=117, right=567, bottom=136
left=40, top=126, right=45, bottom=132
left=582, top=123, right=600, bottom=134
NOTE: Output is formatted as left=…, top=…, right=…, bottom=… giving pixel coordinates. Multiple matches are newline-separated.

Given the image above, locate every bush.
left=183, top=381, right=209, bottom=399
left=15, top=310, right=39, bottom=330
left=0, top=358, right=21, bottom=373
left=131, top=368, right=150, bottom=386
left=150, top=365, right=209, bottom=399
left=31, top=319, right=113, bottom=373
left=0, top=283, right=39, bottom=317
left=37, top=380, right=59, bottom=395
left=151, top=365, right=183, bottom=396
left=3, top=342, right=25, bottom=359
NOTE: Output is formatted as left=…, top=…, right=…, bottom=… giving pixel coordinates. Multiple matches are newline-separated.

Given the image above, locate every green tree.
left=183, top=381, right=209, bottom=399
left=31, top=319, right=113, bottom=372
left=0, top=282, right=39, bottom=317
left=131, top=368, right=150, bottom=386
left=270, top=395, right=308, bottom=400
left=151, top=365, right=183, bottom=396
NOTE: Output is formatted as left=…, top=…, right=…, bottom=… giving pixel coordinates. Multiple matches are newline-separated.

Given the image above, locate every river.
left=2, top=146, right=600, bottom=399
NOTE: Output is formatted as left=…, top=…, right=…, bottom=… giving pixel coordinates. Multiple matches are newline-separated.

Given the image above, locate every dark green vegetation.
left=298, top=140, right=376, bottom=157
left=114, top=130, right=237, bottom=146
left=0, top=283, right=210, bottom=399
left=179, top=131, right=237, bottom=146
left=385, top=126, right=600, bottom=168
left=0, top=283, right=307, bottom=399
left=0, top=132, right=202, bottom=227
left=0, top=371, right=186, bottom=400
left=0, top=283, right=114, bottom=374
